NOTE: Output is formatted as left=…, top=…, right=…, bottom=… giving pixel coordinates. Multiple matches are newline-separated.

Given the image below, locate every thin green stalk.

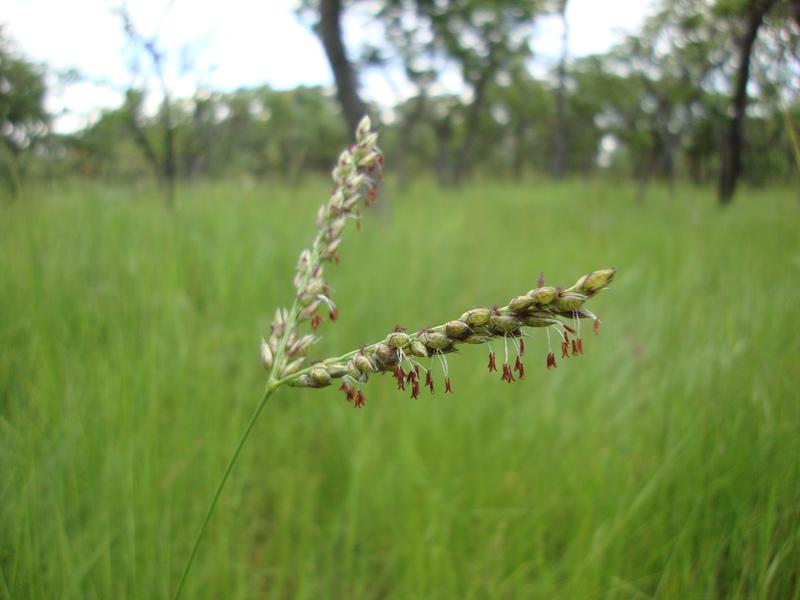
left=172, top=381, right=278, bottom=600
left=172, top=233, right=318, bottom=599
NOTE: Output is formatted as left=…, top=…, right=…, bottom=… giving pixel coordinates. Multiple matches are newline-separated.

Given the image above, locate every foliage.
left=0, top=29, right=48, bottom=193
left=1, top=179, right=799, bottom=597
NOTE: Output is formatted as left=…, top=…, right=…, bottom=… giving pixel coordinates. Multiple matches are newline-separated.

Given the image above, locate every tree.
left=313, top=0, right=368, bottom=137
left=552, top=0, right=569, bottom=179
left=115, top=5, right=183, bottom=205
left=718, top=0, right=779, bottom=205
left=0, top=29, right=49, bottom=196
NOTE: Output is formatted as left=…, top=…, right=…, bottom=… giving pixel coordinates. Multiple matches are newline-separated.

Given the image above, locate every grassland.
left=1, top=178, right=799, bottom=599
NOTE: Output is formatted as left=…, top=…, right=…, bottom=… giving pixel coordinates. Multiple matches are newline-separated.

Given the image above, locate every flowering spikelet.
left=261, top=116, right=383, bottom=380
left=285, top=267, right=614, bottom=406
left=257, top=116, right=615, bottom=408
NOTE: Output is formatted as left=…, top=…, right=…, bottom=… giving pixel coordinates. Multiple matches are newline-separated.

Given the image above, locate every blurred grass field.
left=1, top=178, right=799, bottom=599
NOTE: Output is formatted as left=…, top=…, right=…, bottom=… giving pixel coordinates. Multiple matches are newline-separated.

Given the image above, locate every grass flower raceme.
left=173, top=116, right=615, bottom=598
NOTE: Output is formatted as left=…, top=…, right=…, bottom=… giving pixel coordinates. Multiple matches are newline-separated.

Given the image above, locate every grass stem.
left=172, top=382, right=278, bottom=600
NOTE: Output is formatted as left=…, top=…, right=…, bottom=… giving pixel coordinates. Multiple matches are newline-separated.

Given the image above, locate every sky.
left=1, top=0, right=654, bottom=133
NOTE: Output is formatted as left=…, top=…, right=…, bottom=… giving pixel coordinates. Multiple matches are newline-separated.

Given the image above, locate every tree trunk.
left=434, top=117, right=453, bottom=187
left=452, top=57, right=496, bottom=186
left=161, top=98, right=177, bottom=206
left=395, top=92, right=427, bottom=187
left=552, top=0, right=569, bottom=179
left=718, top=0, right=776, bottom=205
left=318, top=0, right=367, bottom=137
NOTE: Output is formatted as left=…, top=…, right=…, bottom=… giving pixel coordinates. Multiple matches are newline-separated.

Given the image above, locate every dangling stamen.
left=317, top=295, right=338, bottom=322
left=437, top=351, right=452, bottom=393
left=487, top=351, right=497, bottom=372
left=514, top=355, right=525, bottom=379
left=581, top=308, right=600, bottom=335
left=354, top=390, right=366, bottom=408
left=436, top=350, right=449, bottom=380
left=519, top=337, right=525, bottom=357
left=393, top=365, right=406, bottom=390
left=311, top=314, right=323, bottom=330
left=573, top=310, right=583, bottom=355
left=340, top=382, right=355, bottom=402
left=508, top=334, right=521, bottom=356
left=425, top=369, right=434, bottom=393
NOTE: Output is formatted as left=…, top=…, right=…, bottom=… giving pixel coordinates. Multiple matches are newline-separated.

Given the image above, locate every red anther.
left=501, top=363, right=515, bottom=383
left=517, top=361, right=525, bottom=379
left=334, top=253, right=340, bottom=265
left=488, top=351, right=497, bottom=372
left=378, top=154, right=384, bottom=166
left=311, top=314, right=323, bottom=330
left=537, top=272, right=545, bottom=287
left=411, top=380, right=420, bottom=399
left=577, top=338, right=583, bottom=354
left=414, top=365, right=420, bottom=378
left=593, top=319, right=600, bottom=335
left=425, top=370, right=434, bottom=392
left=519, top=338, right=525, bottom=356
left=572, top=339, right=578, bottom=355
left=563, top=324, right=577, bottom=335
left=354, top=390, right=366, bottom=408
left=405, top=369, right=415, bottom=383
left=393, top=325, right=407, bottom=332
left=547, top=352, right=557, bottom=369
left=340, top=383, right=354, bottom=402
left=329, top=307, right=339, bottom=322
left=393, top=366, right=406, bottom=391
left=561, top=339, right=570, bottom=359
left=445, top=378, right=452, bottom=394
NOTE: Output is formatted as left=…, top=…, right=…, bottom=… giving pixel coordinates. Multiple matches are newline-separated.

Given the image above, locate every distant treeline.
left=36, top=81, right=800, bottom=188
left=2, top=0, right=799, bottom=204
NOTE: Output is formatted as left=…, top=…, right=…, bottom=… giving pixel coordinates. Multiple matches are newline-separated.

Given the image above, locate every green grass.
left=1, top=178, right=799, bottom=599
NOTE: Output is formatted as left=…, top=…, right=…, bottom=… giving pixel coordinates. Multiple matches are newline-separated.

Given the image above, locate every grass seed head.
left=527, top=286, right=557, bottom=305
left=444, top=320, right=469, bottom=338
left=460, top=308, right=491, bottom=327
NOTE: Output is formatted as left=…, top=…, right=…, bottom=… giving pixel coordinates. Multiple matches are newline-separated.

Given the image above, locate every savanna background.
left=1, top=1, right=799, bottom=598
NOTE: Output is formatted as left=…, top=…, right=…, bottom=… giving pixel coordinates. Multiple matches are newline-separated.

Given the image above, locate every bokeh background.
left=1, top=1, right=799, bottom=598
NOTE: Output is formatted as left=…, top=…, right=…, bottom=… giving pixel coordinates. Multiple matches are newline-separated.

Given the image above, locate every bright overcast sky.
left=1, top=0, right=653, bottom=132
